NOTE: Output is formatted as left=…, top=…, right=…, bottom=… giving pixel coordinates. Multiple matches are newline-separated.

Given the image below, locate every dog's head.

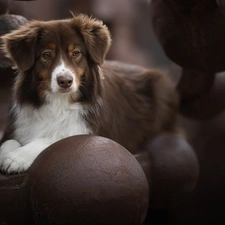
left=1, top=14, right=111, bottom=105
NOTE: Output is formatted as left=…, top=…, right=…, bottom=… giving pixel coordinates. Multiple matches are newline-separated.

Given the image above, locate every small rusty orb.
left=29, top=135, right=149, bottom=225
left=144, top=133, right=199, bottom=208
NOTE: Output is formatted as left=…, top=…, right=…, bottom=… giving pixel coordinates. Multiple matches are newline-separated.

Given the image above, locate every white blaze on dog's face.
left=51, top=59, right=77, bottom=93
left=1, top=14, right=111, bottom=105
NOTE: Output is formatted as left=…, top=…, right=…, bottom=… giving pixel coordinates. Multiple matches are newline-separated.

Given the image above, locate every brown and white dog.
left=0, top=14, right=179, bottom=173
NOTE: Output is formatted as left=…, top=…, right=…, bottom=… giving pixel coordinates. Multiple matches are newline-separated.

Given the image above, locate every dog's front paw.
left=1, top=139, right=21, bottom=154
left=0, top=151, right=32, bottom=174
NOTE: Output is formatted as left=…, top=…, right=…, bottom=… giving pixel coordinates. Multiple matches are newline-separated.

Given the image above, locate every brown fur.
left=1, top=14, right=179, bottom=154
left=90, top=61, right=179, bottom=153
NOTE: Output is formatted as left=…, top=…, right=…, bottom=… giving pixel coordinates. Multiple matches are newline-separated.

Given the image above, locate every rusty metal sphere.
left=29, top=135, right=149, bottom=225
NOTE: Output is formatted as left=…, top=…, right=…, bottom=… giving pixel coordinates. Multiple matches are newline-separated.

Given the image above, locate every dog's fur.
left=0, top=14, right=179, bottom=173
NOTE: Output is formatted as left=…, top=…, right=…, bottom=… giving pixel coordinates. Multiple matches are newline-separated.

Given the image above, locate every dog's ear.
left=71, top=14, right=111, bottom=65
left=1, top=22, right=41, bottom=71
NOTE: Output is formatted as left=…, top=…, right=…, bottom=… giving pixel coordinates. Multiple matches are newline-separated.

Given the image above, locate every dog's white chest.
left=13, top=98, right=91, bottom=145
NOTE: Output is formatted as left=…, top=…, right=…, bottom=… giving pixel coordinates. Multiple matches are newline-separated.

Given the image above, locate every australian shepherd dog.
left=0, top=14, right=178, bottom=173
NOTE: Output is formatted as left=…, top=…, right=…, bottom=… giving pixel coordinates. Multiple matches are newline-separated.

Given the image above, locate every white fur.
left=98, top=65, right=104, bottom=80
left=0, top=93, right=92, bottom=173
left=15, top=93, right=92, bottom=145
left=51, top=59, right=78, bottom=93
left=0, top=139, right=50, bottom=173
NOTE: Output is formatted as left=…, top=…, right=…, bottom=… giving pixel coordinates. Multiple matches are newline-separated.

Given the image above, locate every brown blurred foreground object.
left=151, top=0, right=225, bottom=73
left=151, top=0, right=225, bottom=119
left=0, top=135, right=149, bottom=225
left=150, top=1, right=225, bottom=225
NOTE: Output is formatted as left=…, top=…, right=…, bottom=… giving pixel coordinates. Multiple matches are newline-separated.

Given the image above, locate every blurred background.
left=6, top=0, right=176, bottom=70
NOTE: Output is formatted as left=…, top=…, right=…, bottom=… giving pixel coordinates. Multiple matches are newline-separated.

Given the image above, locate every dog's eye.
left=42, top=52, right=51, bottom=59
left=72, top=50, right=81, bottom=57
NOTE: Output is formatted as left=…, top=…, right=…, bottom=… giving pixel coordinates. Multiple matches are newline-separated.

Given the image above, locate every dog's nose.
left=57, top=75, right=73, bottom=88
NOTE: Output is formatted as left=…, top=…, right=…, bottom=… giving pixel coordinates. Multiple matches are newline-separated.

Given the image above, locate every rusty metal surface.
left=0, top=172, right=32, bottom=224
left=0, top=135, right=149, bottom=225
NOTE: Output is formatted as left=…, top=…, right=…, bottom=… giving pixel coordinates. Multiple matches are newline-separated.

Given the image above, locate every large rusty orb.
left=29, top=135, right=149, bottom=225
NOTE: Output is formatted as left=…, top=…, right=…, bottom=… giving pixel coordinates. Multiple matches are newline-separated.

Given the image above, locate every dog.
left=0, top=14, right=179, bottom=174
